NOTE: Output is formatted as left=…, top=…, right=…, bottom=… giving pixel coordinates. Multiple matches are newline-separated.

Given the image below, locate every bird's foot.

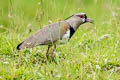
left=51, top=57, right=57, bottom=64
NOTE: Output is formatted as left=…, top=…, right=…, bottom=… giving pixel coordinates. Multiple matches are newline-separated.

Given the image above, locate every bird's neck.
left=65, top=17, right=81, bottom=30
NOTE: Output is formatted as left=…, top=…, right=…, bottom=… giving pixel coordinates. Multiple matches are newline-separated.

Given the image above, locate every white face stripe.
left=75, top=13, right=85, bottom=16
left=82, top=18, right=85, bottom=23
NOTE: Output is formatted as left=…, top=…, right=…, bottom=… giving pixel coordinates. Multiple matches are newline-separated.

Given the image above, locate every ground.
left=0, top=0, right=120, bottom=79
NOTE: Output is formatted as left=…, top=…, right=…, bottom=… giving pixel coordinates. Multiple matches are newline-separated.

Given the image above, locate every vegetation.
left=0, top=0, right=120, bottom=79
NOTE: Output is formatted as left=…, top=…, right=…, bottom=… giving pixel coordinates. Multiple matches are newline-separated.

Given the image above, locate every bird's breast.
left=60, top=29, right=70, bottom=44
left=55, top=25, right=75, bottom=45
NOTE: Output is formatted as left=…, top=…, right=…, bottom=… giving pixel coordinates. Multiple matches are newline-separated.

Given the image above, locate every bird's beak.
left=85, top=18, right=94, bottom=24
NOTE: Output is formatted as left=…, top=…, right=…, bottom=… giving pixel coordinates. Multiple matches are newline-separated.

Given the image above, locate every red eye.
left=80, top=15, right=84, bottom=18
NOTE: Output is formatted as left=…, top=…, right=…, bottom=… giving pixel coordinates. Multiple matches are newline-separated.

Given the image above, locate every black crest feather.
left=64, top=15, right=74, bottom=20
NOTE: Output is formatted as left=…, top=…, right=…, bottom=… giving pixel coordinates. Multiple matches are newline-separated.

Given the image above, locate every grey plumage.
left=17, top=21, right=70, bottom=50
left=17, top=13, right=93, bottom=62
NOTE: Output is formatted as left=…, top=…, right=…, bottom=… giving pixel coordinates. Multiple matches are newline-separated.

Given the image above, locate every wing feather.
left=17, top=21, right=70, bottom=50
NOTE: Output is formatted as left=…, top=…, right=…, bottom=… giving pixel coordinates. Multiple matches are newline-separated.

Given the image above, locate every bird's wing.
left=17, top=21, right=70, bottom=50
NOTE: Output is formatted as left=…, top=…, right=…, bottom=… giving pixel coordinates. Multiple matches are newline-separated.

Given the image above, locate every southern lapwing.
left=17, top=13, right=93, bottom=62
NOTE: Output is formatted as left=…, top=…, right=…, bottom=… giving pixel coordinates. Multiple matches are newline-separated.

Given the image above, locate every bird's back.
left=17, top=21, right=70, bottom=50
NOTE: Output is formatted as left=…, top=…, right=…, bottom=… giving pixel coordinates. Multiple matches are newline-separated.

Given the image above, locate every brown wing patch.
left=61, top=23, right=70, bottom=33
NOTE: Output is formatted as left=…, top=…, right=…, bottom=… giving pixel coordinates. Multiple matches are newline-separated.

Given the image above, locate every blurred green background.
left=0, top=0, right=120, bottom=79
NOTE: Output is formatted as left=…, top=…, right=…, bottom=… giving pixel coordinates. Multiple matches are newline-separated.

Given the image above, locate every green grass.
left=0, top=0, right=120, bottom=79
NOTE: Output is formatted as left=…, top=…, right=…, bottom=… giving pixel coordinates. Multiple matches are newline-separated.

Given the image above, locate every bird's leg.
left=51, top=44, right=56, bottom=58
left=46, top=45, right=50, bottom=59
left=51, top=44, right=57, bottom=63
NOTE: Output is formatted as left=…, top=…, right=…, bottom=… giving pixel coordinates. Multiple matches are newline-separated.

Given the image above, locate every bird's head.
left=65, top=13, right=93, bottom=24
left=65, top=13, right=94, bottom=30
left=74, top=13, right=93, bottom=24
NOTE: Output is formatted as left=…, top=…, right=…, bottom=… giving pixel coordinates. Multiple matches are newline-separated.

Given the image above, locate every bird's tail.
left=16, top=41, right=24, bottom=50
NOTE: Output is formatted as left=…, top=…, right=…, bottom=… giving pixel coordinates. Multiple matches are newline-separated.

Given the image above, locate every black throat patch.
left=69, top=26, right=75, bottom=39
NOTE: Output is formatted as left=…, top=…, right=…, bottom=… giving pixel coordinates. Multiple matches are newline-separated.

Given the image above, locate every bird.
left=17, top=13, right=93, bottom=62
